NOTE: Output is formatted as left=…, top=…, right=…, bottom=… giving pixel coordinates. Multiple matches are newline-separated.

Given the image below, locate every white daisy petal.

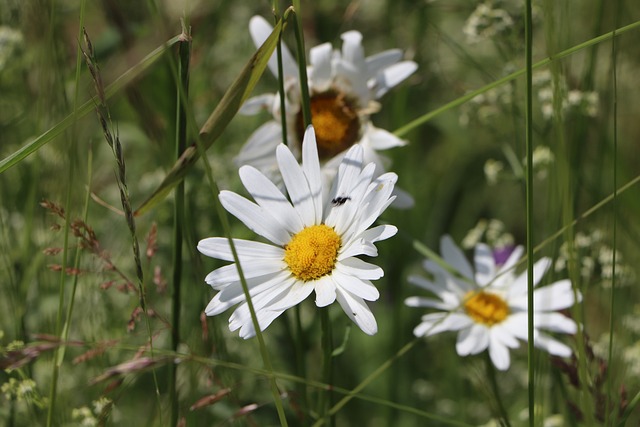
left=204, top=259, right=285, bottom=286
left=491, top=324, right=520, bottom=349
left=206, top=272, right=291, bottom=315
left=371, top=60, right=418, bottom=99
left=510, top=257, right=552, bottom=296
left=534, top=333, right=573, bottom=357
left=441, top=235, right=474, bottom=280
left=219, top=190, right=290, bottom=245
left=333, top=270, right=379, bottom=301
left=488, top=337, right=511, bottom=370
left=198, top=237, right=284, bottom=262
left=390, top=187, right=415, bottom=209
left=358, top=224, right=398, bottom=243
left=404, top=296, right=457, bottom=311
left=235, top=121, right=282, bottom=169
left=363, top=125, right=407, bottom=150
left=456, top=324, right=490, bottom=356
left=336, top=287, right=378, bottom=335
left=510, top=280, right=578, bottom=311
left=336, top=257, right=383, bottom=280
left=239, top=94, right=276, bottom=115
left=474, top=243, right=496, bottom=287
left=309, top=43, right=333, bottom=91
left=301, top=126, right=324, bottom=224
left=314, top=276, right=337, bottom=307
left=534, top=312, right=578, bottom=334
left=267, top=280, right=315, bottom=311
left=501, top=312, right=530, bottom=341
left=238, top=309, right=286, bottom=339
left=229, top=280, right=293, bottom=328
left=414, top=312, right=474, bottom=337
left=495, top=245, right=524, bottom=277
left=239, top=165, right=303, bottom=234
left=277, top=144, right=316, bottom=226
left=249, top=15, right=297, bottom=80
left=338, top=237, right=377, bottom=260
left=365, top=49, right=403, bottom=78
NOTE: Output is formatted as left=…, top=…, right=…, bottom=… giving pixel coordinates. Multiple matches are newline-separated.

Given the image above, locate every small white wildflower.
left=463, top=2, right=514, bottom=43
left=72, top=406, right=97, bottom=427
left=92, top=396, right=112, bottom=414
left=0, top=26, right=23, bottom=70
left=15, top=379, right=36, bottom=399
left=484, top=159, right=504, bottom=185
left=462, top=219, right=488, bottom=249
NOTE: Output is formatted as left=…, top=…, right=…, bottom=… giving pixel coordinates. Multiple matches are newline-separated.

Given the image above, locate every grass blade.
left=134, top=18, right=286, bottom=216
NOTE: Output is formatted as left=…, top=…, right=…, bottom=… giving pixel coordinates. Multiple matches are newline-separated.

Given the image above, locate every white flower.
left=237, top=16, right=417, bottom=207
left=405, top=236, right=580, bottom=370
left=198, top=126, right=398, bottom=338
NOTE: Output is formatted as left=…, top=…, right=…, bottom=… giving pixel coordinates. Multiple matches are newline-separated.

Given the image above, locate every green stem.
left=606, top=3, right=620, bottom=422
left=318, top=308, right=334, bottom=426
left=274, top=7, right=289, bottom=148
left=169, top=23, right=191, bottom=426
left=289, top=4, right=312, bottom=128
left=46, top=2, right=87, bottom=424
left=485, top=353, right=512, bottom=427
left=312, top=339, right=418, bottom=427
left=524, top=0, right=535, bottom=426
left=191, top=85, right=289, bottom=427
left=294, top=305, right=309, bottom=421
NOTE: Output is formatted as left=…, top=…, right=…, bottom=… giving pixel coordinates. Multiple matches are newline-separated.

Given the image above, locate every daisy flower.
left=237, top=16, right=417, bottom=207
left=198, top=126, right=398, bottom=338
left=405, top=236, right=580, bottom=370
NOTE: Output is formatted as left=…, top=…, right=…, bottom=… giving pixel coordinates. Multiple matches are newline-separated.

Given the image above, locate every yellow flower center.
left=296, top=91, right=360, bottom=159
left=284, top=224, right=341, bottom=281
left=463, top=290, right=510, bottom=326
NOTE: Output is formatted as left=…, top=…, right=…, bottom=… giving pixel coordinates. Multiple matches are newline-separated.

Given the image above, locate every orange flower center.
left=296, top=91, right=360, bottom=159
left=284, top=225, right=341, bottom=281
left=463, top=290, right=510, bottom=326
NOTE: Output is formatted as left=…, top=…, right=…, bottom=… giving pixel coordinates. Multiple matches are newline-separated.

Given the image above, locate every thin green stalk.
left=295, top=306, right=309, bottom=415
left=524, top=1, right=535, bottom=426
left=485, top=353, right=512, bottom=427
left=273, top=2, right=289, bottom=148
left=190, top=82, right=289, bottom=427
left=80, top=29, right=162, bottom=422
left=312, top=339, right=419, bottom=427
left=318, top=308, right=334, bottom=426
left=46, top=149, right=73, bottom=427
left=606, top=8, right=619, bottom=423
left=169, top=24, right=191, bottom=427
left=289, top=4, right=312, bottom=128
left=392, top=19, right=640, bottom=139
left=46, top=2, right=87, bottom=424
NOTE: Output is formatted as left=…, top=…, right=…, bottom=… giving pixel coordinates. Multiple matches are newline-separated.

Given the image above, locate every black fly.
left=331, top=196, right=351, bottom=206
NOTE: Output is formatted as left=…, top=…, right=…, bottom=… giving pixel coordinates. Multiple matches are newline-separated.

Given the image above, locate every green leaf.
left=134, top=18, right=286, bottom=216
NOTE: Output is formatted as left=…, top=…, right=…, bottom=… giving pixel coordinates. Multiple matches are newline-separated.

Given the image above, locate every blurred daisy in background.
left=405, top=235, right=580, bottom=370
left=237, top=16, right=417, bottom=207
left=198, top=126, right=398, bottom=338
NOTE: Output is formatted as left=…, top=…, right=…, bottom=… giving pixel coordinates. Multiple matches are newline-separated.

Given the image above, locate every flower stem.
left=319, top=308, right=334, bottom=426
left=524, top=0, right=535, bottom=425
left=169, top=21, right=191, bottom=426
left=484, top=352, right=512, bottom=427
